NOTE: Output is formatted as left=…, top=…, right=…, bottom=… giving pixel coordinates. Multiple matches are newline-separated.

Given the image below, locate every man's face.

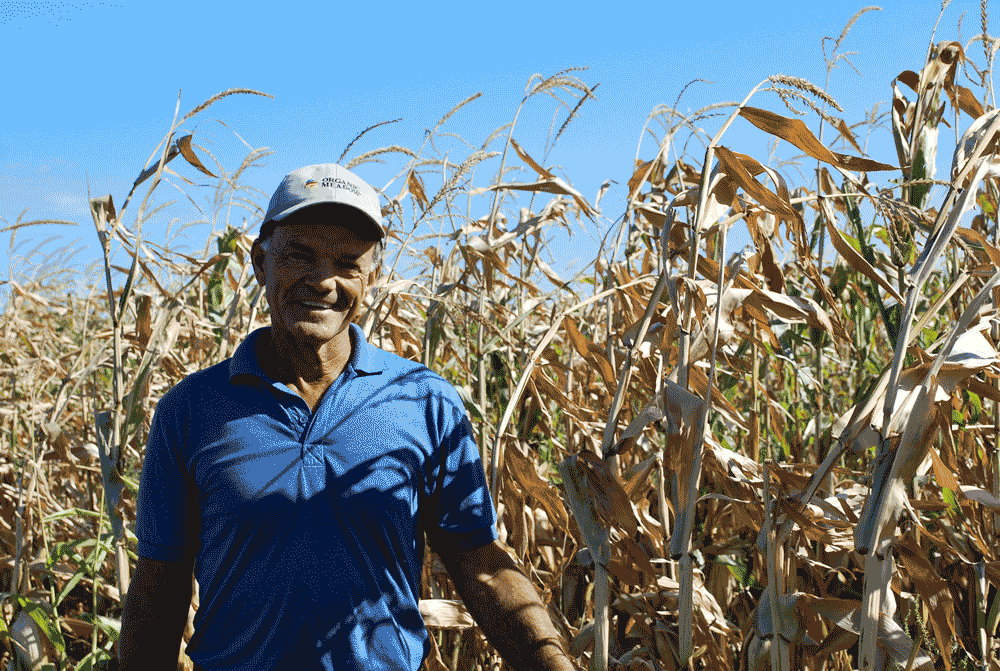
left=251, top=214, right=379, bottom=349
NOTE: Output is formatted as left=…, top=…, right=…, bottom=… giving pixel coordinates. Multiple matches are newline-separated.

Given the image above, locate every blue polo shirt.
left=135, top=323, right=498, bottom=670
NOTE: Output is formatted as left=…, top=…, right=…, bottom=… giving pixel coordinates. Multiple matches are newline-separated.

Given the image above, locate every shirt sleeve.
left=424, top=383, right=499, bottom=554
left=135, top=384, right=200, bottom=562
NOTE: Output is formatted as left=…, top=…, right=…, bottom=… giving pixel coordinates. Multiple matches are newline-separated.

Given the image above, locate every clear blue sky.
left=0, top=0, right=984, bottom=306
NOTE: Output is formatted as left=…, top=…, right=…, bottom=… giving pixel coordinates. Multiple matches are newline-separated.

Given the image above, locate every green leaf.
left=921, top=327, right=939, bottom=348
left=943, top=486, right=964, bottom=519
left=517, top=402, right=543, bottom=441
left=734, top=339, right=752, bottom=358
left=43, top=507, right=105, bottom=523
left=873, top=226, right=891, bottom=248
left=952, top=407, right=965, bottom=427
left=988, top=577, right=1000, bottom=642
left=207, top=227, right=243, bottom=316
left=716, top=554, right=747, bottom=584
left=48, top=538, right=97, bottom=569
left=487, top=351, right=510, bottom=404
left=808, top=213, right=823, bottom=253
left=207, top=257, right=230, bottom=316
left=123, top=357, right=155, bottom=437
left=978, top=192, right=995, bottom=214
left=909, top=149, right=930, bottom=209
left=0, top=599, right=9, bottom=642
left=54, top=565, right=88, bottom=609
left=77, top=648, right=119, bottom=671
left=454, top=384, right=484, bottom=423
left=17, top=597, right=66, bottom=653
left=121, top=472, right=139, bottom=497
left=78, top=613, right=121, bottom=642
left=829, top=263, right=850, bottom=299
left=779, top=432, right=791, bottom=459
left=966, top=390, right=982, bottom=424
left=116, top=255, right=140, bottom=324
left=809, top=326, right=827, bottom=351
left=883, top=302, right=903, bottom=345
left=718, top=372, right=739, bottom=393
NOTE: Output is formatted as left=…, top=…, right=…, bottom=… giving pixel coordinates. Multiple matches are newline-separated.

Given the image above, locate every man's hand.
left=436, top=540, right=577, bottom=671
left=117, top=555, right=195, bottom=671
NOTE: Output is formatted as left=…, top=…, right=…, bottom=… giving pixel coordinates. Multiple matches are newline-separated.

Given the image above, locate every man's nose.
left=305, top=261, right=349, bottom=291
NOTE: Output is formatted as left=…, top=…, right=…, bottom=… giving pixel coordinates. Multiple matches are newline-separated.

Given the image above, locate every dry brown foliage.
left=9, top=7, right=1000, bottom=671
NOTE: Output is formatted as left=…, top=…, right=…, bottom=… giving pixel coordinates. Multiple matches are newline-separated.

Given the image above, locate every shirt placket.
left=300, top=368, right=354, bottom=493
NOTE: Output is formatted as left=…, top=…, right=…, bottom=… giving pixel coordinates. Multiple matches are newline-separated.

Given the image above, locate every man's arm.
left=117, top=555, right=195, bottom=671
left=437, top=540, right=577, bottom=671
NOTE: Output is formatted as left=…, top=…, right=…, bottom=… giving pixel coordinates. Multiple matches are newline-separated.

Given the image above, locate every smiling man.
left=116, top=164, right=576, bottom=671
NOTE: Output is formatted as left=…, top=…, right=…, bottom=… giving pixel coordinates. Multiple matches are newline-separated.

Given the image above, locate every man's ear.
left=250, top=239, right=267, bottom=288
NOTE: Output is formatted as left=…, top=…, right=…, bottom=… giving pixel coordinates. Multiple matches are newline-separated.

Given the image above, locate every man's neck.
left=259, top=327, right=354, bottom=399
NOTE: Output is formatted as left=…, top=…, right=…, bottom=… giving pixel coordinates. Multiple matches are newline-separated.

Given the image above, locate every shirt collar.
left=229, top=322, right=384, bottom=384
left=348, top=322, right=383, bottom=376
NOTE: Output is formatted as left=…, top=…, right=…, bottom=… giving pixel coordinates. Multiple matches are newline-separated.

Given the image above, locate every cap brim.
left=260, top=202, right=384, bottom=240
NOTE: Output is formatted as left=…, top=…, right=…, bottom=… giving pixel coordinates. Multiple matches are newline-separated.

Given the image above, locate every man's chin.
left=280, top=318, right=350, bottom=345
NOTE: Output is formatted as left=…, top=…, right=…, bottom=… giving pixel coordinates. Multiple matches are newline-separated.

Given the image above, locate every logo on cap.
left=321, top=176, right=362, bottom=197
left=304, top=180, right=319, bottom=188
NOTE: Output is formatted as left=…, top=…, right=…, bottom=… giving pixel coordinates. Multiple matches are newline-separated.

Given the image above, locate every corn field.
left=8, top=4, right=1000, bottom=670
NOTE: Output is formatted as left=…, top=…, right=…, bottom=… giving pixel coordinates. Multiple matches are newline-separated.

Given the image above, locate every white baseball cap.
left=259, top=164, right=384, bottom=240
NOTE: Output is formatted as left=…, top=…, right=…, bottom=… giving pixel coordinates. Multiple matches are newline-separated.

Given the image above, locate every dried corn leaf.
left=419, top=599, right=475, bottom=629
left=509, top=137, right=555, bottom=180
left=534, top=257, right=567, bottom=287
left=611, top=399, right=664, bottom=458
left=686, top=365, right=747, bottom=431
left=177, top=134, right=217, bottom=178
left=920, top=41, right=963, bottom=92
left=687, top=287, right=752, bottom=364
left=834, top=116, right=865, bottom=155
left=564, top=317, right=616, bottom=388
left=423, top=632, right=450, bottom=671
left=662, top=379, right=702, bottom=476
left=628, top=157, right=658, bottom=202
left=621, top=455, right=659, bottom=503
left=503, top=469, right=528, bottom=558
left=490, top=178, right=597, bottom=220
left=960, top=486, right=1000, bottom=508
left=944, top=83, right=986, bottom=120
left=799, top=595, right=934, bottom=670
left=822, top=213, right=905, bottom=305
left=745, top=211, right=785, bottom=292
left=576, top=450, right=639, bottom=538
left=714, top=147, right=798, bottom=221
left=739, top=107, right=896, bottom=172
left=896, top=537, right=958, bottom=670
left=504, top=442, right=569, bottom=536
left=951, top=107, right=1000, bottom=188
left=929, top=446, right=962, bottom=492
left=670, top=169, right=739, bottom=228
left=407, top=170, right=430, bottom=212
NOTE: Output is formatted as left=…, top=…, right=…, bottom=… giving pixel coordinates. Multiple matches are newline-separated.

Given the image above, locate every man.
left=116, top=164, right=576, bottom=671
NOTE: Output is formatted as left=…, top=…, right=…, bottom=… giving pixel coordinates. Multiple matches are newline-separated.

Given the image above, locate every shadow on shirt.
left=177, top=365, right=493, bottom=669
